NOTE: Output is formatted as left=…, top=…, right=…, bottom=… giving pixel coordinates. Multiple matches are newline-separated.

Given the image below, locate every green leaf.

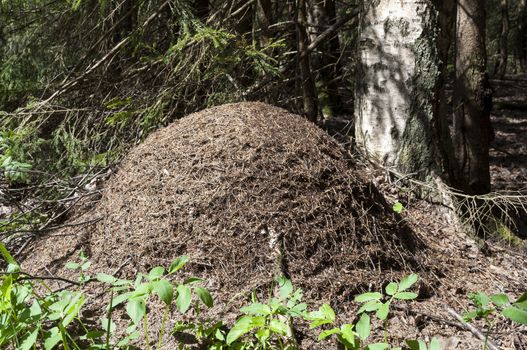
left=470, top=292, right=490, bottom=309
left=357, top=300, right=382, bottom=314
left=393, top=202, right=404, bottom=214
left=62, top=292, right=85, bottom=327
left=394, top=292, right=418, bottom=300
left=96, top=273, right=118, bottom=284
left=241, top=302, right=271, bottom=316
left=101, top=317, right=116, bottom=333
left=176, top=284, right=192, bottom=313
left=502, top=306, right=527, bottom=325
left=340, top=323, right=355, bottom=345
left=406, top=340, right=427, bottom=350
left=307, top=304, right=335, bottom=328
left=320, top=303, right=336, bottom=323
left=153, top=279, right=173, bottom=305
left=126, top=298, right=146, bottom=325
left=376, top=302, right=390, bottom=321
left=463, top=310, right=479, bottom=322
left=516, top=292, right=527, bottom=304
left=256, top=328, right=270, bottom=344
left=64, top=262, right=80, bottom=270
left=44, top=330, right=62, bottom=350
left=318, top=327, right=340, bottom=341
left=169, top=256, right=189, bottom=274
left=20, top=327, right=39, bottom=350
left=148, top=266, right=165, bottom=281
left=277, top=276, right=293, bottom=300
left=429, top=337, right=441, bottom=350
left=184, top=277, right=205, bottom=285
left=366, top=343, right=389, bottom=350
left=355, top=292, right=382, bottom=303
left=491, top=293, right=509, bottom=307
left=111, top=292, right=133, bottom=308
left=227, top=316, right=255, bottom=345
left=269, top=319, right=288, bottom=335
left=385, top=282, right=398, bottom=296
left=195, top=287, right=213, bottom=308
left=398, top=274, right=419, bottom=292
left=0, top=241, right=16, bottom=265
left=356, top=313, right=371, bottom=340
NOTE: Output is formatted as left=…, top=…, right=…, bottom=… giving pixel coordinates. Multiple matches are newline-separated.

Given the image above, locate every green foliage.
left=463, top=291, right=527, bottom=350
left=0, top=128, right=40, bottom=183
left=2, top=242, right=525, bottom=350
left=308, top=274, right=419, bottom=350
left=226, top=276, right=306, bottom=349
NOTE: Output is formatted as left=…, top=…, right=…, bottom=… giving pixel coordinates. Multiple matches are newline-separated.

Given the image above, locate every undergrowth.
left=0, top=243, right=526, bottom=350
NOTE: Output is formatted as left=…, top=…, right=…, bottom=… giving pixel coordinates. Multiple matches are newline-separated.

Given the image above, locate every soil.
left=19, top=93, right=527, bottom=350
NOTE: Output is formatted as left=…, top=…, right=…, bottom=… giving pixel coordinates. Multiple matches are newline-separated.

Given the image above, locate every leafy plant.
left=463, top=291, right=527, bottom=350
left=96, top=255, right=214, bottom=349
left=308, top=274, right=420, bottom=350
left=226, top=276, right=306, bottom=349
left=172, top=320, right=229, bottom=350
left=0, top=242, right=100, bottom=350
left=64, top=250, right=92, bottom=286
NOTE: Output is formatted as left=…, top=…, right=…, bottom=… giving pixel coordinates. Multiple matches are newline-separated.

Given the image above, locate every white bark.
left=355, top=0, right=442, bottom=177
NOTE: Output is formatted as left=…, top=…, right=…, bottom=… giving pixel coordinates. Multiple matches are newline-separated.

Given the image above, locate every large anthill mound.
left=25, top=102, right=425, bottom=307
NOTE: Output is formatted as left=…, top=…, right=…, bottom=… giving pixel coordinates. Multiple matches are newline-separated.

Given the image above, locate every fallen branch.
left=446, top=306, right=500, bottom=350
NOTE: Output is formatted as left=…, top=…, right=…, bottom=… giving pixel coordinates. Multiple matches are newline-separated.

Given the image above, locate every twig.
left=391, top=304, right=465, bottom=329
left=446, top=306, right=500, bottom=350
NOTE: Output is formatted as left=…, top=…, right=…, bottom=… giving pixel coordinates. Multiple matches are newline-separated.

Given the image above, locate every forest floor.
left=371, top=74, right=527, bottom=350
left=13, top=78, right=527, bottom=349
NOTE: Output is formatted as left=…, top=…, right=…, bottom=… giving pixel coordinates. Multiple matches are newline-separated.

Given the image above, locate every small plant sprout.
left=463, top=291, right=527, bottom=350
left=354, top=273, right=419, bottom=344
left=226, top=276, right=306, bottom=349
left=64, top=250, right=92, bottom=285
left=392, top=202, right=404, bottom=214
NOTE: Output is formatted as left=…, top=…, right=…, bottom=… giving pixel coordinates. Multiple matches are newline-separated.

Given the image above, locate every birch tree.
left=355, top=0, right=448, bottom=180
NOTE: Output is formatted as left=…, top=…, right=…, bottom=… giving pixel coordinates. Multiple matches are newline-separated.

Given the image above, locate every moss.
left=490, top=218, right=526, bottom=247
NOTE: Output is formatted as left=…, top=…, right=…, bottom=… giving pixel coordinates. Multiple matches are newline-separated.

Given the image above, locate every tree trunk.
left=307, top=0, right=343, bottom=118
left=355, top=0, right=447, bottom=179
left=296, top=0, right=318, bottom=123
left=518, top=0, right=527, bottom=72
left=256, top=0, right=272, bottom=46
left=494, top=0, right=509, bottom=79
left=453, top=0, right=492, bottom=195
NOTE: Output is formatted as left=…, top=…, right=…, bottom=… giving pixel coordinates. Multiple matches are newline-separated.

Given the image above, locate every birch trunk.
left=355, top=0, right=446, bottom=179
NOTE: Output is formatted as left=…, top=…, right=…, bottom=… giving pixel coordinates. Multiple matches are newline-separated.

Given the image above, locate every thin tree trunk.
left=256, top=0, right=272, bottom=46
left=194, top=0, right=209, bottom=20
left=436, top=0, right=457, bottom=183
left=307, top=0, right=342, bottom=118
left=296, top=0, right=318, bottom=122
left=518, top=0, right=527, bottom=72
left=494, top=0, right=509, bottom=78
left=453, top=0, right=492, bottom=194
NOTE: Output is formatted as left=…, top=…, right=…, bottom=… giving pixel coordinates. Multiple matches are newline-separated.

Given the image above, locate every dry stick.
left=392, top=304, right=466, bottom=329
left=36, top=0, right=171, bottom=107
left=446, top=306, right=501, bottom=350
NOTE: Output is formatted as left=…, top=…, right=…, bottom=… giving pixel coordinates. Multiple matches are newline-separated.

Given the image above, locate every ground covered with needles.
left=21, top=102, right=526, bottom=349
